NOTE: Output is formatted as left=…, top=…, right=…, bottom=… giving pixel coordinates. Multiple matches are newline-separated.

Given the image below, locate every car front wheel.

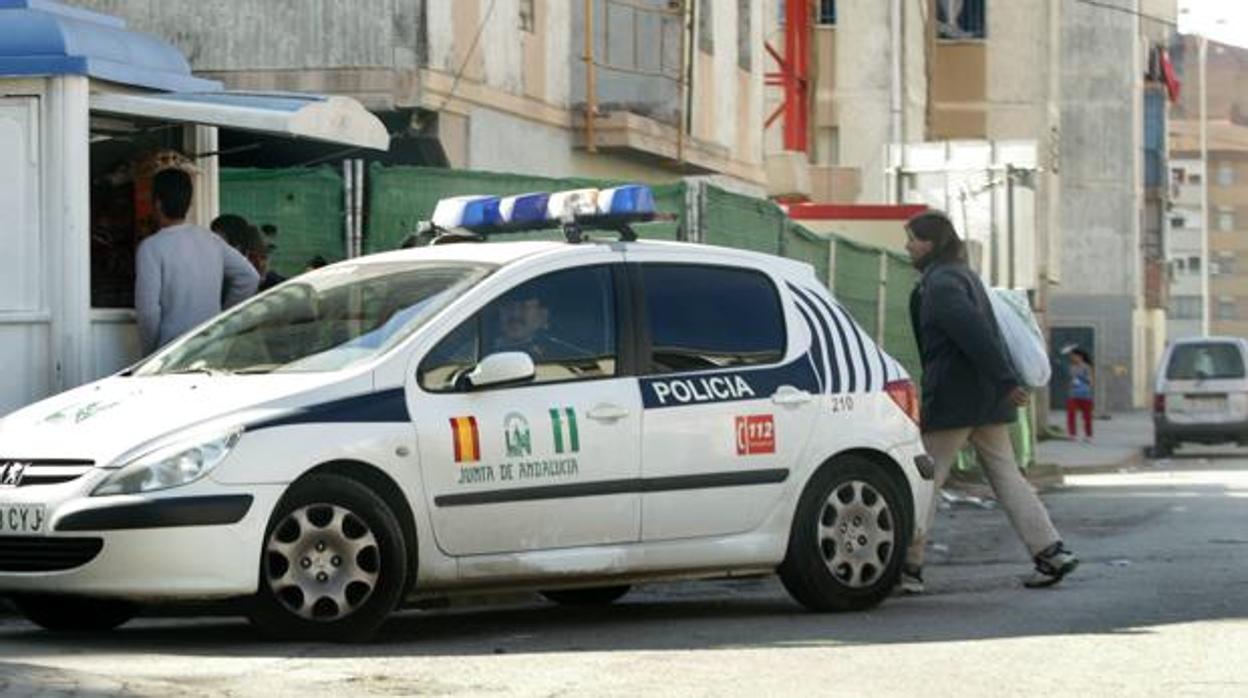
left=11, top=594, right=138, bottom=632
left=778, top=457, right=908, bottom=612
left=248, top=473, right=408, bottom=642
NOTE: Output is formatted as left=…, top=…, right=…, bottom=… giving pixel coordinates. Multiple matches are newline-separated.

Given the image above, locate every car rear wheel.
left=540, top=585, right=631, bottom=606
left=11, top=594, right=138, bottom=632
left=248, top=473, right=408, bottom=642
left=778, top=457, right=908, bottom=612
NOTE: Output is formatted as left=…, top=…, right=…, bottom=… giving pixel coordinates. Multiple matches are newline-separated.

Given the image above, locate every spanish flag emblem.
left=449, top=416, right=481, bottom=463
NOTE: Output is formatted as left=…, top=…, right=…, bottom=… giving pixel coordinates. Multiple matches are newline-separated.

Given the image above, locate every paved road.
left=2, top=453, right=1247, bottom=697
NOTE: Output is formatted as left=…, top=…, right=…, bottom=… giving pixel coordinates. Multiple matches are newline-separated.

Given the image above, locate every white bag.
left=986, top=287, right=1051, bottom=388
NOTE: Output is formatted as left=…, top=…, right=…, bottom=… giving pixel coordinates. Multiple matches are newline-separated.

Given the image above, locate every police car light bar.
left=422, top=184, right=665, bottom=244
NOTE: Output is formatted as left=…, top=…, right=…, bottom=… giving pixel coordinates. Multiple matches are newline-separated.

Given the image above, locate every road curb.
left=1034, top=446, right=1148, bottom=478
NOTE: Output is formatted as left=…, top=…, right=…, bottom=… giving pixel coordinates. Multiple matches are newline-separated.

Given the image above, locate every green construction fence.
left=366, top=165, right=686, bottom=252
left=219, top=167, right=345, bottom=278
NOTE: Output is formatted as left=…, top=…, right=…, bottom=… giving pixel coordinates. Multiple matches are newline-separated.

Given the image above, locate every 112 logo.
left=735, top=415, right=775, bottom=455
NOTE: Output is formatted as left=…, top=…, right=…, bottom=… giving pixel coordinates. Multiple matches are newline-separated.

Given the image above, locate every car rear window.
left=1166, top=343, right=1246, bottom=380
left=640, top=264, right=785, bottom=373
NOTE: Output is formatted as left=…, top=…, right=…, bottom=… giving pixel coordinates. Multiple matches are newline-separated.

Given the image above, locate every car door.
left=628, top=257, right=822, bottom=541
left=409, top=260, right=642, bottom=556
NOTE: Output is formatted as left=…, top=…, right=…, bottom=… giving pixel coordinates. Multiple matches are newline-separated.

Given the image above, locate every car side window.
left=641, top=264, right=785, bottom=373
left=419, top=265, right=617, bottom=391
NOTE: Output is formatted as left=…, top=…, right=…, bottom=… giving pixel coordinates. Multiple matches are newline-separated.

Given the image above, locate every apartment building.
left=67, top=0, right=773, bottom=188
left=1166, top=156, right=1206, bottom=340
left=1168, top=36, right=1248, bottom=340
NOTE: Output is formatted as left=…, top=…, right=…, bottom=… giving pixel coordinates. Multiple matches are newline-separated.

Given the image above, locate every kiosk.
left=0, top=0, right=389, bottom=414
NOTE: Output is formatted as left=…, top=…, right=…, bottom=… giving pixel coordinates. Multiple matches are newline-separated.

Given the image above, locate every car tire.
left=11, top=594, right=138, bottom=632
left=540, top=585, right=631, bottom=606
left=778, top=457, right=909, bottom=612
left=248, top=473, right=408, bottom=642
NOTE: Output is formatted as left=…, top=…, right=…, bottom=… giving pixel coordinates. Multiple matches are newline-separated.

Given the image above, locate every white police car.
left=0, top=185, right=933, bottom=640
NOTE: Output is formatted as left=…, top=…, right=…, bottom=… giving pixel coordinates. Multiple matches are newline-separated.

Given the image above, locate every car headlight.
left=92, top=427, right=243, bottom=496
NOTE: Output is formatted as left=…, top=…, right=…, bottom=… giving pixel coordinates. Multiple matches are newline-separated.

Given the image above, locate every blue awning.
left=0, top=0, right=220, bottom=92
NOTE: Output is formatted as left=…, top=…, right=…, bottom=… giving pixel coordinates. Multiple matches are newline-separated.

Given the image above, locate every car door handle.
left=772, top=386, right=813, bottom=405
left=586, top=404, right=630, bottom=421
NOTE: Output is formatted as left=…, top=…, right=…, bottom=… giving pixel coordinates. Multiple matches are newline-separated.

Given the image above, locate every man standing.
left=901, top=210, right=1078, bottom=592
left=135, top=169, right=259, bottom=354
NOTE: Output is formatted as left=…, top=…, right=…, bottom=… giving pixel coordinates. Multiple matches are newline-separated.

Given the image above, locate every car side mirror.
left=458, top=352, right=536, bottom=391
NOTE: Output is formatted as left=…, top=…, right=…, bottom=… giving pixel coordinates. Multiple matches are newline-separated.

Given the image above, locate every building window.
left=699, top=0, right=714, bottom=54
left=1217, top=298, right=1237, bottom=321
left=1173, top=258, right=1186, bottom=273
left=1220, top=211, right=1235, bottom=232
left=1171, top=167, right=1187, bottom=184
left=1216, top=252, right=1236, bottom=275
left=519, top=0, right=536, bottom=32
left=937, top=0, right=986, bottom=40
left=1170, top=216, right=1185, bottom=229
left=1171, top=295, right=1201, bottom=319
left=1190, top=172, right=1203, bottom=185
left=1219, top=162, right=1235, bottom=187
left=737, top=0, right=752, bottom=70
left=1189, top=256, right=1202, bottom=273
left=818, top=0, right=836, bottom=24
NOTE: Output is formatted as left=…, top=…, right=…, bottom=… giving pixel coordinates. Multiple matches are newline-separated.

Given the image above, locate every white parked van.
left=1153, top=336, right=1248, bottom=456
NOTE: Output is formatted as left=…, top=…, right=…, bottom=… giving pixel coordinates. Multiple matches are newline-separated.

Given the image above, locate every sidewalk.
left=1034, top=410, right=1151, bottom=475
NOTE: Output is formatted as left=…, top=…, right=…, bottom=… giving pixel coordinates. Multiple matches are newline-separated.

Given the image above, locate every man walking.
left=901, top=210, right=1078, bottom=592
left=135, top=168, right=259, bottom=354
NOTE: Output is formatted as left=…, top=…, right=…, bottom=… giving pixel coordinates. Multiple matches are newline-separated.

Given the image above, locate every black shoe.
left=1023, top=542, right=1079, bottom=588
left=897, top=564, right=925, bottom=595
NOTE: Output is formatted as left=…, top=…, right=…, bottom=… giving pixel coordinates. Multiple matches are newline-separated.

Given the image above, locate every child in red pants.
left=1066, top=348, right=1094, bottom=440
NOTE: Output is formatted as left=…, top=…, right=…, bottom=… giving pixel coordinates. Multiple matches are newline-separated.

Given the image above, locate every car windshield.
left=134, top=262, right=492, bottom=376
left=1166, top=343, right=1246, bottom=381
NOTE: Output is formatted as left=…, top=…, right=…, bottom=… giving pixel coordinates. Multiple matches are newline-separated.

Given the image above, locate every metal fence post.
left=876, top=252, right=889, bottom=344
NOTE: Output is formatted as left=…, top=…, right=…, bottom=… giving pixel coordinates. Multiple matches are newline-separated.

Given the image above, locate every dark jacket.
left=909, top=259, right=1020, bottom=431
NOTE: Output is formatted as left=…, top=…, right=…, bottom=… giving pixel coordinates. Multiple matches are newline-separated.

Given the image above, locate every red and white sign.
left=735, top=415, right=775, bottom=455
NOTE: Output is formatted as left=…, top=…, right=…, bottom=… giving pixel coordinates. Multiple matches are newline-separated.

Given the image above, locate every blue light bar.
left=431, top=195, right=502, bottom=229
left=597, top=185, right=655, bottom=216
left=461, top=197, right=502, bottom=227
left=499, top=192, right=551, bottom=224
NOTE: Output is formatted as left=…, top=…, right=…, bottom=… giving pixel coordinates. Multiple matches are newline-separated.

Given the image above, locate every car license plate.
left=0, top=503, right=46, bottom=536
left=1186, top=395, right=1226, bottom=413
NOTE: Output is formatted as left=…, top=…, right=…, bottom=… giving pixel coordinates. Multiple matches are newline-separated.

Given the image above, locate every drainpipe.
left=890, top=0, right=904, bottom=202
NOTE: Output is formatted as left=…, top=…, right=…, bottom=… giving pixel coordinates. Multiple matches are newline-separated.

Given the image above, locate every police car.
left=0, top=185, right=933, bottom=641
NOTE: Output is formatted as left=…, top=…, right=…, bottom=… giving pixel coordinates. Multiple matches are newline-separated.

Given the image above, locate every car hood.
left=0, top=372, right=369, bottom=467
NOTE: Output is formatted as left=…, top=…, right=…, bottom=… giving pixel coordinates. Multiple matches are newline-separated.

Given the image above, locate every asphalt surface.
left=2, top=450, right=1246, bottom=697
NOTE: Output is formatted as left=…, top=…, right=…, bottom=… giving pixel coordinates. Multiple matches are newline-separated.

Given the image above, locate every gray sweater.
left=135, top=223, right=260, bottom=354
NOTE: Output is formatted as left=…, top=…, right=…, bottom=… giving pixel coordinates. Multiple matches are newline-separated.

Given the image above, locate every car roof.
left=351, top=239, right=818, bottom=279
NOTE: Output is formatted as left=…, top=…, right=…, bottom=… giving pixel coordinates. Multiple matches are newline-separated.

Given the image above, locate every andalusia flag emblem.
left=549, top=408, right=580, bottom=454
left=449, top=416, right=481, bottom=463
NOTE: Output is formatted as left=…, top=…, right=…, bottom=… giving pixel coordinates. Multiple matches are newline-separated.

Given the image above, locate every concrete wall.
left=67, top=0, right=424, bottom=109
left=1054, top=0, right=1146, bottom=410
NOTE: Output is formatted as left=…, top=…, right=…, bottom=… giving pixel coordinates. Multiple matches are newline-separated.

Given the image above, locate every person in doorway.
left=135, top=169, right=259, bottom=354
left=233, top=225, right=286, bottom=292
left=901, top=209, right=1078, bottom=593
left=1066, top=348, right=1095, bottom=441
left=209, top=213, right=250, bottom=242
